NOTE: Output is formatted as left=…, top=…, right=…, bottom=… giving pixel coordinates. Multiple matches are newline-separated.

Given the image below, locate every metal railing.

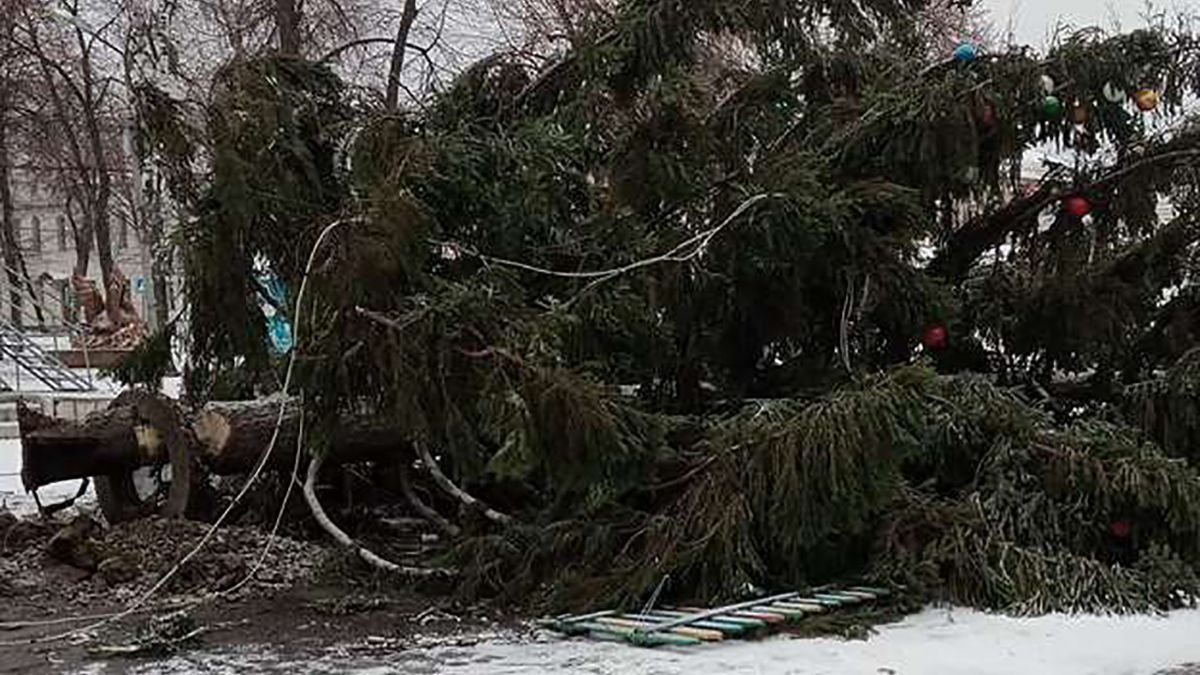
left=0, top=262, right=94, bottom=391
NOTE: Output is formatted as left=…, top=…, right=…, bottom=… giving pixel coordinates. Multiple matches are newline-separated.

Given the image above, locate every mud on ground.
left=0, top=510, right=509, bottom=674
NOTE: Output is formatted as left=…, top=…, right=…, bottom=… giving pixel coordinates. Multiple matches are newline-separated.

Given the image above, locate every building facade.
left=2, top=167, right=154, bottom=332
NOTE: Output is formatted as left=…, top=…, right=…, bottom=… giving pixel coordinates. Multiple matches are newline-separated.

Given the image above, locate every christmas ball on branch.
left=1102, top=81, right=1125, bottom=103
left=1109, top=519, right=1132, bottom=539
left=974, top=101, right=997, bottom=130
left=1041, top=95, right=1064, bottom=120
left=952, top=42, right=978, bottom=62
left=922, top=324, right=948, bottom=350
left=1063, top=195, right=1092, bottom=217
left=1070, top=101, right=1091, bottom=125
left=1040, top=75, right=1056, bottom=93
left=1134, top=89, right=1160, bottom=112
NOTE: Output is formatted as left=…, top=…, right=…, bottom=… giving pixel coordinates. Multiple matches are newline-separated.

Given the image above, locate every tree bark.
left=23, top=17, right=95, bottom=284
left=276, top=0, right=301, bottom=55
left=20, top=395, right=404, bottom=490
left=192, top=397, right=401, bottom=473
left=19, top=402, right=147, bottom=492
left=0, top=80, right=25, bottom=326
left=384, top=0, right=418, bottom=111
left=73, top=24, right=117, bottom=296
left=149, top=187, right=170, bottom=329
left=0, top=14, right=41, bottom=327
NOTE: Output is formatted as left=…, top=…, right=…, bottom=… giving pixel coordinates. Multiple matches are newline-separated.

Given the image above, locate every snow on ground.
left=0, top=438, right=95, bottom=517
left=102, top=606, right=1200, bottom=674
left=0, top=377, right=182, bottom=517
left=405, top=608, right=1200, bottom=675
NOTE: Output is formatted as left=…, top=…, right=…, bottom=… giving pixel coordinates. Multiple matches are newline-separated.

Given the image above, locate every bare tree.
left=384, top=0, right=418, bottom=110
left=0, top=0, right=49, bottom=326
left=276, top=0, right=300, bottom=54
left=10, top=0, right=123, bottom=294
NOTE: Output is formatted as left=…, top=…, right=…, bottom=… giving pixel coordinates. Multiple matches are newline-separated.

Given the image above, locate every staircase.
left=0, top=399, right=17, bottom=439
left=0, top=320, right=94, bottom=393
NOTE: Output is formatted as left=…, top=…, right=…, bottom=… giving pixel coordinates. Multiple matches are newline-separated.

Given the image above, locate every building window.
left=119, top=218, right=129, bottom=249
left=57, top=216, right=69, bottom=251
left=29, top=216, right=41, bottom=253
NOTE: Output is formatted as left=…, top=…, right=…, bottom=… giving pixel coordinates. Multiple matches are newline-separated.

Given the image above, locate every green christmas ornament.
left=1041, top=95, right=1064, bottom=120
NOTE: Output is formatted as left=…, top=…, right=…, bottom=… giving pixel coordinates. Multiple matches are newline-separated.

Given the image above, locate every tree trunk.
left=384, top=0, right=418, bottom=111
left=18, top=402, right=146, bottom=492
left=76, top=27, right=116, bottom=297
left=20, top=395, right=403, bottom=490
left=65, top=192, right=91, bottom=278
left=0, top=84, right=23, bottom=326
left=276, top=0, right=301, bottom=55
left=148, top=179, right=170, bottom=329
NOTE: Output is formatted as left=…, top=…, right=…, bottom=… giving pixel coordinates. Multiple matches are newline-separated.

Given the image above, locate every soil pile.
left=0, top=509, right=330, bottom=612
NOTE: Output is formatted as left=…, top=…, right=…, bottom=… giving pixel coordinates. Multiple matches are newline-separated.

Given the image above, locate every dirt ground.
left=0, top=511, right=509, bottom=674
left=6, top=510, right=1199, bottom=675
left=2, top=584, right=514, bottom=674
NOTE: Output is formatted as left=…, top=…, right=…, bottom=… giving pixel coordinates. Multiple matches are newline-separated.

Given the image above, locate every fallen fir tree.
left=122, top=0, right=1200, bottom=614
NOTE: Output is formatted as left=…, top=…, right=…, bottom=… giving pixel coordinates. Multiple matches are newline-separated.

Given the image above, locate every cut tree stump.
left=191, top=397, right=400, bottom=474
left=19, top=392, right=404, bottom=521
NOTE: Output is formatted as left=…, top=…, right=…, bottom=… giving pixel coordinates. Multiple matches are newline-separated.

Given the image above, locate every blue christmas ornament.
left=257, top=272, right=293, bottom=354
left=267, top=314, right=294, bottom=354
left=952, top=43, right=978, bottom=63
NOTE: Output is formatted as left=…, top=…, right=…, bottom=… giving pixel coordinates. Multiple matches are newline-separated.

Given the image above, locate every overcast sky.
left=980, top=0, right=1198, bottom=47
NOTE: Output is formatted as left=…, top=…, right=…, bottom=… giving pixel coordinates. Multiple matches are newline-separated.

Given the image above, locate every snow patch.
left=0, top=438, right=95, bottom=517
left=125, top=607, right=1200, bottom=674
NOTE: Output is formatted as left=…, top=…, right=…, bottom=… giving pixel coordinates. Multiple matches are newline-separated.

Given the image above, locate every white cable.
left=218, top=391, right=306, bottom=597
left=1, top=219, right=346, bottom=647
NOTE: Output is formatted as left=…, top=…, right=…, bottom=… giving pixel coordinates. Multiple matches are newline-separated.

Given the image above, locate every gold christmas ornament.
left=1134, top=89, right=1160, bottom=112
left=1070, top=102, right=1091, bottom=125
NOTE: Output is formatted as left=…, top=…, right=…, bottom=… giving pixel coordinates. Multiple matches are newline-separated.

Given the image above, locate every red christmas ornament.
left=1109, top=519, right=1132, bottom=539
left=1063, top=195, right=1092, bottom=217
left=974, top=100, right=997, bottom=130
left=922, top=324, right=948, bottom=350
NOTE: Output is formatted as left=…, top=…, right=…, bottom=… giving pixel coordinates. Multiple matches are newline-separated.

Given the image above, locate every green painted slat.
left=546, top=585, right=891, bottom=647
left=654, top=609, right=767, bottom=628
left=624, top=612, right=749, bottom=634
left=752, top=604, right=808, bottom=620
left=823, top=592, right=866, bottom=603
left=639, top=592, right=803, bottom=635
left=723, top=609, right=787, bottom=622
left=596, top=617, right=726, bottom=642
left=813, top=593, right=857, bottom=604
left=795, top=596, right=844, bottom=607
left=572, top=621, right=701, bottom=647
left=849, top=586, right=892, bottom=596
left=636, top=611, right=753, bottom=634
left=771, top=601, right=827, bottom=613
